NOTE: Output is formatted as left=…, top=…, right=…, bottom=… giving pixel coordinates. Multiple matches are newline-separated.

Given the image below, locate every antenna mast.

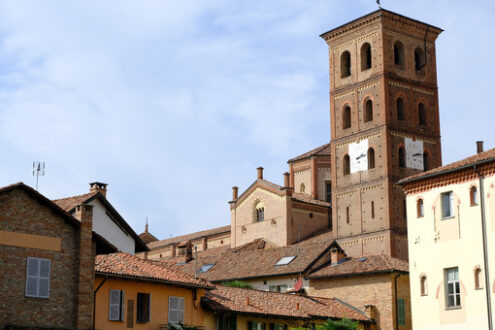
left=32, top=161, right=45, bottom=191
left=376, top=0, right=382, bottom=9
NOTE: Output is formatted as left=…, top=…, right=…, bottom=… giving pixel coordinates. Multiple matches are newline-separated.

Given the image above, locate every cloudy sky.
left=0, top=0, right=494, bottom=240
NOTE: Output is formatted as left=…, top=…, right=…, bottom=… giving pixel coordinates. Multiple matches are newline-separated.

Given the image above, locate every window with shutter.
left=25, top=257, right=50, bottom=298
left=398, top=298, right=406, bottom=326
left=109, top=289, right=125, bottom=321
left=137, top=292, right=151, bottom=323
left=168, top=296, right=185, bottom=324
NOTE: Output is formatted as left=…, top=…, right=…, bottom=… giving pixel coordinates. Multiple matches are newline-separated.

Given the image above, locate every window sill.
left=441, top=216, right=455, bottom=220
left=420, top=294, right=428, bottom=297
left=445, top=306, right=462, bottom=311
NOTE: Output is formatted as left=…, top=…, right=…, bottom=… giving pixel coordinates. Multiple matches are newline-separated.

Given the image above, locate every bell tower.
left=321, top=9, right=443, bottom=259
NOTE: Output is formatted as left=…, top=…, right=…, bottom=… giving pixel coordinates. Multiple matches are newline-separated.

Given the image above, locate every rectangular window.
left=168, top=296, right=185, bottom=324
left=442, top=191, right=454, bottom=218
left=25, top=257, right=51, bottom=298
left=109, top=289, right=125, bottom=321
left=346, top=207, right=350, bottom=224
left=248, top=322, right=266, bottom=330
left=137, top=293, right=151, bottom=323
left=371, top=201, right=375, bottom=219
left=218, top=315, right=237, bottom=330
left=326, top=182, right=332, bottom=203
left=268, top=285, right=287, bottom=293
left=445, top=267, right=461, bottom=308
left=398, top=298, right=406, bottom=326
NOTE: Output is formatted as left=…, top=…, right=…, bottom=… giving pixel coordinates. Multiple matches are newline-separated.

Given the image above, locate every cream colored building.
left=399, top=142, right=495, bottom=329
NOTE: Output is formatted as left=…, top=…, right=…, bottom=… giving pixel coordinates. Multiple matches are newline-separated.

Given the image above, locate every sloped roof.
left=292, top=192, right=331, bottom=207
left=139, top=231, right=159, bottom=244
left=53, top=191, right=148, bottom=252
left=201, top=285, right=370, bottom=322
left=398, top=147, right=495, bottom=185
left=148, top=225, right=231, bottom=250
left=95, top=252, right=213, bottom=289
left=307, top=255, right=408, bottom=279
left=288, top=143, right=331, bottom=163
left=170, top=239, right=333, bottom=282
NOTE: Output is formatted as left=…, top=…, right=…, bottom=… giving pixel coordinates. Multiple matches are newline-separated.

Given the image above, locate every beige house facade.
left=399, top=143, right=495, bottom=329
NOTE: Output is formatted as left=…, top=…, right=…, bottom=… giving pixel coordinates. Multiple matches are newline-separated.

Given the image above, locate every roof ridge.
left=52, top=191, right=96, bottom=202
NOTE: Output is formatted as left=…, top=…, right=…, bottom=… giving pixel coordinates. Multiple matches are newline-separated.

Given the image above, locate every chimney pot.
left=246, top=297, right=250, bottom=305
left=283, top=172, right=290, bottom=188
left=257, top=167, right=264, bottom=180
left=232, top=186, right=239, bottom=200
left=89, top=182, right=108, bottom=198
left=477, top=141, right=484, bottom=154
left=296, top=302, right=300, bottom=310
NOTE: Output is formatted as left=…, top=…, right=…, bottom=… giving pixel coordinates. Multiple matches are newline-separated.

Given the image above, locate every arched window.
left=415, top=47, right=425, bottom=71
left=361, top=43, right=372, bottom=71
left=418, top=103, right=426, bottom=126
left=300, top=183, right=306, bottom=193
left=470, top=186, right=478, bottom=206
left=398, top=147, right=406, bottom=168
left=474, top=267, right=482, bottom=289
left=420, top=275, right=428, bottom=296
left=341, top=51, right=351, bottom=78
left=254, top=202, right=264, bottom=223
left=343, top=155, right=350, bottom=176
left=417, top=199, right=424, bottom=218
left=367, top=148, right=375, bottom=169
left=423, top=152, right=430, bottom=172
left=397, top=97, right=405, bottom=121
left=394, top=41, right=405, bottom=69
left=343, top=106, right=351, bottom=129
left=364, top=99, right=373, bottom=122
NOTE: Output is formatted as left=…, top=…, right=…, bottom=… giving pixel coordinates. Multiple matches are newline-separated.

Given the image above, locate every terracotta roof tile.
left=288, top=143, right=331, bottom=163
left=95, top=252, right=213, bottom=289
left=307, top=255, right=408, bottom=279
left=399, top=147, right=495, bottom=185
left=170, top=239, right=333, bottom=282
left=139, top=231, right=159, bottom=244
left=53, top=192, right=97, bottom=212
left=201, top=285, right=370, bottom=322
left=148, top=225, right=231, bottom=250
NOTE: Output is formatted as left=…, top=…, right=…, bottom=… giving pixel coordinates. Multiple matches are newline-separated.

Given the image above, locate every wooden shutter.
left=109, top=290, right=122, bottom=321
left=25, top=257, right=39, bottom=297
left=168, top=296, right=179, bottom=324
left=38, top=259, right=50, bottom=298
left=145, top=293, right=151, bottom=322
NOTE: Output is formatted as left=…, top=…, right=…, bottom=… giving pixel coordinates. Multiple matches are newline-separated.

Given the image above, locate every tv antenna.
left=32, top=161, right=45, bottom=190
left=376, top=0, right=382, bottom=9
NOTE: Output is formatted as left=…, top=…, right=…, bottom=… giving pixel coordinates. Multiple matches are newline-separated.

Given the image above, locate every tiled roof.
left=201, top=285, right=370, bottom=322
left=148, top=225, right=231, bottom=250
left=288, top=143, right=331, bottom=163
left=53, top=192, right=98, bottom=211
left=292, top=192, right=331, bottom=207
left=95, top=252, right=213, bottom=289
left=170, top=239, right=333, bottom=282
left=307, top=255, right=408, bottom=279
left=398, top=148, right=495, bottom=185
left=139, top=231, right=159, bottom=244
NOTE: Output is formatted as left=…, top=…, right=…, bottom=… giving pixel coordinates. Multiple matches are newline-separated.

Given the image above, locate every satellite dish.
left=294, top=277, right=303, bottom=292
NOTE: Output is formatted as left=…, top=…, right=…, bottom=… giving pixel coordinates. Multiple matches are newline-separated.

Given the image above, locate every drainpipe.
left=476, top=165, right=493, bottom=330
left=93, top=276, right=108, bottom=330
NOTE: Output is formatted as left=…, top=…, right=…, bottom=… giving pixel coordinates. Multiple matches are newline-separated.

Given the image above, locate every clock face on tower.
left=349, top=139, right=368, bottom=173
left=405, top=137, right=424, bottom=170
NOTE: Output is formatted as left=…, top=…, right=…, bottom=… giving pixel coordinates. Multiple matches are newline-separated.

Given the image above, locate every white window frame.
left=441, top=191, right=454, bottom=219
left=168, top=296, right=185, bottom=324
left=445, top=267, right=461, bottom=308
left=109, top=289, right=125, bottom=321
left=25, top=257, right=51, bottom=298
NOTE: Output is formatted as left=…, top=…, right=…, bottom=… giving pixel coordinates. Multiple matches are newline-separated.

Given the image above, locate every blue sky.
left=0, top=1, right=494, bottom=239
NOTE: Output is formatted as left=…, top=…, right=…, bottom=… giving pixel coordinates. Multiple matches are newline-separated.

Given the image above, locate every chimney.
left=283, top=172, right=290, bottom=188
left=202, top=237, right=207, bottom=251
left=177, top=241, right=193, bottom=262
left=257, top=167, right=264, bottom=180
left=74, top=204, right=94, bottom=329
left=171, top=244, right=176, bottom=257
left=296, top=302, right=300, bottom=310
left=477, top=141, right=484, bottom=154
left=246, top=297, right=250, bottom=306
left=330, top=247, right=345, bottom=264
left=89, top=182, right=108, bottom=197
left=364, top=305, right=376, bottom=320
left=232, top=186, right=239, bottom=200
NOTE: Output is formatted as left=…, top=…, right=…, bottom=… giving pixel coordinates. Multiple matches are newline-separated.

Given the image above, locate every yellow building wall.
left=94, top=277, right=206, bottom=330
left=406, top=173, right=495, bottom=329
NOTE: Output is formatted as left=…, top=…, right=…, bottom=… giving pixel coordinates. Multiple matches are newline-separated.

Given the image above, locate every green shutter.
left=398, top=298, right=406, bottom=326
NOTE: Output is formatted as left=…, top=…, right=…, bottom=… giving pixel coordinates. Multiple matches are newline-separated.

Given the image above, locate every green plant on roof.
left=221, top=280, right=252, bottom=289
left=316, top=318, right=358, bottom=330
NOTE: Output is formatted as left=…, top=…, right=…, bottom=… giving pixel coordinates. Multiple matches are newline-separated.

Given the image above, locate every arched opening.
left=254, top=202, right=264, bottom=223
left=420, top=275, right=428, bottom=295
left=398, top=147, right=406, bottom=168
left=343, top=106, right=351, bottom=129
left=364, top=99, right=373, bottom=122
left=367, top=148, right=375, bottom=169
left=394, top=41, right=405, bottom=69
left=415, top=47, right=425, bottom=71
left=361, top=43, right=372, bottom=71
left=341, top=51, right=351, bottom=78
left=397, top=97, right=405, bottom=121
left=470, top=186, right=478, bottom=206
left=300, top=183, right=305, bottom=193
left=418, top=103, right=426, bottom=126
left=417, top=199, right=424, bottom=218
left=343, top=155, right=350, bottom=176
left=423, top=152, right=430, bottom=172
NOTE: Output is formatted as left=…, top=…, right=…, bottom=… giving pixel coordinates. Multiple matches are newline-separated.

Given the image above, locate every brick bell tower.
left=321, top=9, right=443, bottom=259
